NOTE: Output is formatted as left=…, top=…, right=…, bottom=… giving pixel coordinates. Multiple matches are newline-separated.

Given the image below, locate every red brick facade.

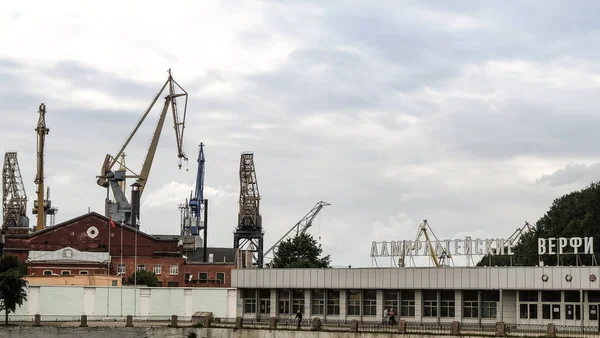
left=4, top=212, right=235, bottom=287
left=28, top=262, right=107, bottom=276
left=183, top=263, right=234, bottom=287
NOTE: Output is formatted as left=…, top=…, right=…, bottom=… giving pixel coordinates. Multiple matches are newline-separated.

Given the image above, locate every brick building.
left=4, top=212, right=236, bottom=287
left=4, top=212, right=184, bottom=286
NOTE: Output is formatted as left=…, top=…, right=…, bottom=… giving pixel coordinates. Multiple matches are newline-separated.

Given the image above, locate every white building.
left=231, top=266, right=600, bottom=327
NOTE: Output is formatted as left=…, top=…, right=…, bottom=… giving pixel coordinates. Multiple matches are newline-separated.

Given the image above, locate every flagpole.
left=120, top=217, right=123, bottom=317
left=134, top=217, right=138, bottom=316
left=107, top=216, right=111, bottom=317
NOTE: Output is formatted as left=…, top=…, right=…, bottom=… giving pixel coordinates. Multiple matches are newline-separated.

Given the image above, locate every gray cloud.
left=1, top=1, right=599, bottom=267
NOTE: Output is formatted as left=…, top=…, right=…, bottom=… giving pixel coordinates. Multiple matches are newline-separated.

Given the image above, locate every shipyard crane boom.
left=96, top=69, right=188, bottom=226
left=233, top=152, right=264, bottom=268
left=189, top=143, right=205, bottom=231
left=263, top=201, right=331, bottom=264
left=34, top=103, right=49, bottom=231
left=2, top=152, right=29, bottom=228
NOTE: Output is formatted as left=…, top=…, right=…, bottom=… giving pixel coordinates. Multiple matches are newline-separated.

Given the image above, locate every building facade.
left=231, top=266, right=600, bottom=327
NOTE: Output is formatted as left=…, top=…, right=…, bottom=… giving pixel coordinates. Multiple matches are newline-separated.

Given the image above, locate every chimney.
left=130, top=181, right=141, bottom=229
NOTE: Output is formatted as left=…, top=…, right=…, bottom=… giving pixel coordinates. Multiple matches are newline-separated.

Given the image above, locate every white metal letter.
left=570, top=237, right=582, bottom=254
left=548, top=238, right=556, bottom=255
left=464, top=236, right=472, bottom=255
left=558, top=237, right=567, bottom=255
left=454, top=239, right=463, bottom=255
left=538, top=238, right=546, bottom=255
left=380, top=241, right=389, bottom=257
left=585, top=237, right=594, bottom=255
left=370, top=241, right=379, bottom=257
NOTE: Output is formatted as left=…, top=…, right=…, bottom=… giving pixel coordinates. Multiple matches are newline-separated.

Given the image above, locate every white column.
left=340, top=289, right=347, bottom=320
left=304, top=289, right=311, bottom=317
left=270, top=289, right=277, bottom=317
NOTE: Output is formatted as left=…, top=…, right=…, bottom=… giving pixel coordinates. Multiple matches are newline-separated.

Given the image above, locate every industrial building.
left=231, top=265, right=600, bottom=327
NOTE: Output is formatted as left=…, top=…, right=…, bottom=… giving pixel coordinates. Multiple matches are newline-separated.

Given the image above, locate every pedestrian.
left=295, top=309, right=303, bottom=329
left=389, top=308, right=396, bottom=325
left=383, top=307, right=389, bottom=324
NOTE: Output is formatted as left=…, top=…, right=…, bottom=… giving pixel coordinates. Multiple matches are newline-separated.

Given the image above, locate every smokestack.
left=130, top=181, right=141, bottom=229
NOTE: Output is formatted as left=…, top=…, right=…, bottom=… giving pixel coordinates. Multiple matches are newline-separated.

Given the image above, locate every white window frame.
left=169, top=264, right=178, bottom=275
left=79, top=271, right=89, bottom=275
left=137, top=264, right=146, bottom=272
left=153, top=264, right=162, bottom=275
left=61, top=270, right=71, bottom=276
left=117, top=264, right=126, bottom=274
left=43, top=270, right=52, bottom=276
left=216, top=272, right=225, bottom=285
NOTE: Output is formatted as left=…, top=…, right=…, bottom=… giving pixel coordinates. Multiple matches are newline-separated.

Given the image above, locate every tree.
left=0, top=257, right=28, bottom=325
left=272, top=233, right=331, bottom=268
left=477, top=181, right=600, bottom=266
left=128, top=270, right=160, bottom=287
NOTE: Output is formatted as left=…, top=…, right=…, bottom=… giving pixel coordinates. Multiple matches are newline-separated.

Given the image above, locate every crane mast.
left=97, top=69, right=188, bottom=227
left=188, top=143, right=205, bottom=235
left=233, top=152, right=264, bottom=268
left=263, top=201, right=331, bottom=266
left=2, top=152, right=29, bottom=229
left=33, top=103, right=49, bottom=231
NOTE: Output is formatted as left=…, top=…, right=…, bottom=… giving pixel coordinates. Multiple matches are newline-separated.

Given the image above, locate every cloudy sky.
left=1, top=1, right=599, bottom=268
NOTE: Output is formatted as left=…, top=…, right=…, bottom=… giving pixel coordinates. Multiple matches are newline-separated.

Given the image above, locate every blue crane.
left=188, top=143, right=205, bottom=236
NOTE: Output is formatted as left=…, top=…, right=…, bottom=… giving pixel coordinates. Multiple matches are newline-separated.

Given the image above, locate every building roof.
left=20, top=212, right=178, bottom=242
left=188, top=247, right=237, bottom=263
left=28, top=247, right=109, bottom=263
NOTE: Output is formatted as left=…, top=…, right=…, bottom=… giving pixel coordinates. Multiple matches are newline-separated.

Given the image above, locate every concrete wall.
left=232, top=266, right=600, bottom=290
left=0, top=327, right=485, bottom=338
left=2, top=285, right=236, bottom=317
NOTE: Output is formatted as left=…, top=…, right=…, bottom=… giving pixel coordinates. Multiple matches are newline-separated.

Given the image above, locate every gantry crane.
left=97, top=69, right=188, bottom=227
left=188, top=143, right=205, bottom=236
left=2, top=152, right=29, bottom=229
left=263, top=201, right=331, bottom=267
left=233, top=152, right=263, bottom=268
left=400, top=219, right=454, bottom=268
left=32, top=103, right=56, bottom=231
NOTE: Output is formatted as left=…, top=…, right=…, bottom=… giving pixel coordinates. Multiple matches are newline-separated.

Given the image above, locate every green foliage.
left=272, top=233, right=331, bottom=268
left=0, top=256, right=28, bottom=324
left=477, top=182, right=600, bottom=266
left=128, top=270, right=159, bottom=287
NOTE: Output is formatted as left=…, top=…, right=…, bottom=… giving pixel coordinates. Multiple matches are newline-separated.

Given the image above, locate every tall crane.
left=32, top=103, right=51, bottom=231
left=263, top=201, right=331, bottom=267
left=233, top=152, right=263, bottom=268
left=2, top=152, right=29, bottom=229
left=188, top=143, right=205, bottom=236
left=97, top=69, right=188, bottom=227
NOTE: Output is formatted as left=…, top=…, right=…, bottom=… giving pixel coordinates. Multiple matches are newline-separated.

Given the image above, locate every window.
left=400, top=290, right=415, bottom=317
left=278, top=290, right=290, bottom=315
left=542, top=291, right=561, bottom=320
left=167, top=281, right=179, bottom=287
left=520, top=304, right=538, bottom=319
left=137, top=264, right=146, bottom=272
left=199, top=272, right=208, bottom=283
left=216, top=272, right=225, bottom=285
left=423, top=290, right=437, bottom=317
left=312, top=289, right=325, bottom=315
left=259, top=289, right=270, bottom=314
left=43, top=270, right=52, bottom=276
left=153, top=264, right=161, bottom=275
left=61, top=270, right=71, bottom=276
left=243, top=289, right=257, bottom=313
left=363, top=290, right=377, bottom=316
left=184, top=272, right=191, bottom=282
left=463, top=291, right=478, bottom=318
left=169, top=265, right=178, bottom=275
left=292, top=290, right=305, bottom=313
left=117, top=264, right=126, bottom=274
left=440, top=290, right=455, bottom=317
left=347, top=290, right=361, bottom=316
left=327, top=290, right=340, bottom=315
left=565, top=304, right=581, bottom=320
left=79, top=271, right=89, bottom=275
left=384, top=290, right=399, bottom=314
left=519, top=290, right=538, bottom=319
left=112, top=280, right=118, bottom=286
left=590, top=305, right=598, bottom=321
left=481, top=291, right=499, bottom=319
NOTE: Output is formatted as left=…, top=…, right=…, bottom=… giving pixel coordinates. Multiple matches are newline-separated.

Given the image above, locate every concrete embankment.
left=0, top=327, right=482, bottom=338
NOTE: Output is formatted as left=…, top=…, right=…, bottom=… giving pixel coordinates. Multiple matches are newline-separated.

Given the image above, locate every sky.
left=2, top=1, right=600, bottom=268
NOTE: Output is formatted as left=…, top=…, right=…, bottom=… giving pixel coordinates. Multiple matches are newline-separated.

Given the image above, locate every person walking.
left=389, top=308, right=396, bottom=325
left=383, top=307, right=389, bottom=324
left=295, top=309, right=303, bottom=329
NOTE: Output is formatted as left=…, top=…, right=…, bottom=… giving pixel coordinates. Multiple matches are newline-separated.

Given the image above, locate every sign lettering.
left=538, top=237, right=594, bottom=255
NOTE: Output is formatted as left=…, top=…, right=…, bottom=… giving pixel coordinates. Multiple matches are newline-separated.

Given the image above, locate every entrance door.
left=590, top=304, right=599, bottom=331
left=279, top=300, right=290, bottom=315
